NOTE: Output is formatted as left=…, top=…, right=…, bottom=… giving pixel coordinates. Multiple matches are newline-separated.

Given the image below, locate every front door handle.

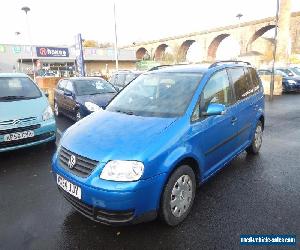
left=231, top=116, right=238, bottom=124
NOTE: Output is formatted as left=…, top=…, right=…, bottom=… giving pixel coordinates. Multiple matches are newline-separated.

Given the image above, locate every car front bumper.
left=283, top=84, right=300, bottom=92
left=52, top=155, right=167, bottom=225
left=0, top=119, right=56, bottom=152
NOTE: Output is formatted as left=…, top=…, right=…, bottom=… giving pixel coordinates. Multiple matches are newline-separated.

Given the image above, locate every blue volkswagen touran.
left=52, top=61, right=264, bottom=226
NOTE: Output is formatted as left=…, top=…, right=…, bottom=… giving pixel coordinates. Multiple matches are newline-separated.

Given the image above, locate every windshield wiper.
left=0, top=95, right=28, bottom=100
left=114, top=109, right=134, bottom=115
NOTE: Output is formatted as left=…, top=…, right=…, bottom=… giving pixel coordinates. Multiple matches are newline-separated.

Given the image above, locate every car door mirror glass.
left=203, top=103, right=226, bottom=116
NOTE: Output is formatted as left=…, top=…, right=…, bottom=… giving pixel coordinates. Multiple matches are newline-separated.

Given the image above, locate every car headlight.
left=100, top=160, right=144, bottom=181
left=85, top=102, right=101, bottom=112
left=42, top=105, right=54, bottom=121
left=287, top=80, right=296, bottom=85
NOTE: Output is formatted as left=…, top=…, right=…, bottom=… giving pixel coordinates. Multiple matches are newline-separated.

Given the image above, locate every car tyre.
left=54, top=101, right=60, bottom=117
left=159, top=165, right=196, bottom=226
left=246, top=120, right=263, bottom=154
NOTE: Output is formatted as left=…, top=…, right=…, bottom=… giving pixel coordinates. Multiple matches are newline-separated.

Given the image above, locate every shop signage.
left=36, top=47, right=69, bottom=57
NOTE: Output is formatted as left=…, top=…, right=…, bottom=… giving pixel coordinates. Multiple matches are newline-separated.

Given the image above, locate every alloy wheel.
left=170, top=174, right=193, bottom=218
left=254, top=124, right=263, bottom=150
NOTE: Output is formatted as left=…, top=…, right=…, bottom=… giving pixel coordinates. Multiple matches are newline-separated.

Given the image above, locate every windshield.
left=278, top=68, right=294, bottom=76
left=73, top=79, right=117, bottom=96
left=106, top=72, right=203, bottom=117
left=0, top=77, right=42, bottom=101
left=291, top=67, right=300, bottom=76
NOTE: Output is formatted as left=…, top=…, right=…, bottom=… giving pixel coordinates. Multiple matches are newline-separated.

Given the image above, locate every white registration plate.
left=4, top=130, right=34, bottom=142
left=57, top=174, right=81, bottom=199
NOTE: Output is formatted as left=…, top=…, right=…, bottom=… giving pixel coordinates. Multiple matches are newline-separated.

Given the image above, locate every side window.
left=115, top=74, right=126, bottom=86
left=65, top=81, right=74, bottom=93
left=249, top=67, right=260, bottom=93
left=202, top=69, right=233, bottom=109
left=192, top=69, right=233, bottom=121
left=229, top=67, right=252, bottom=101
left=58, top=80, right=67, bottom=90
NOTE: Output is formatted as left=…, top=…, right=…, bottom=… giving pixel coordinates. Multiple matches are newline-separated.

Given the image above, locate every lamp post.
left=21, top=6, right=35, bottom=80
left=15, top=31, right=23, bottom=72
left=113, top=3, right=119, bottom=71
left=270, top=0, right=280, bottom=101
left=236, top=13, right=243, bottom=58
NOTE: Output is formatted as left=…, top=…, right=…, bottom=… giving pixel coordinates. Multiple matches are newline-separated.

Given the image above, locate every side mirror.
left=64, top=90, right=72, bottom=97
left=114, top=86, right=120, bottom=92
left=44, top=91, right=49, bottom=98
left=288, top=73, right=293, bottom=77
left=202, top=103, right=226, bottom=116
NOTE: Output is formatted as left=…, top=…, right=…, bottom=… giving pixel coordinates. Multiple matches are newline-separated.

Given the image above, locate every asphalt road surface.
left=1, top=94, right=299, bottom=250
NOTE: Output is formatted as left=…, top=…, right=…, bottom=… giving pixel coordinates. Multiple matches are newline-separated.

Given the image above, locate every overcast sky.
left=0, top=0, right=299, bottom=47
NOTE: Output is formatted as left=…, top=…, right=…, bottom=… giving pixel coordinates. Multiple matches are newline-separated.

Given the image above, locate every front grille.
left=0, top=124, right=41, bottom=135
left=59, top=188, right=135, bottom=224
left=0, top=117, right=37, bottom=127
left=0, top=132, right=54, bottom=149
left=59, top=147, right=98, bottom=178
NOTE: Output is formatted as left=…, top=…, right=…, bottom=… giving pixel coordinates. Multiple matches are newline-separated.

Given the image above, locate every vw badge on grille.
left=68, top=155, right=76, bottom=169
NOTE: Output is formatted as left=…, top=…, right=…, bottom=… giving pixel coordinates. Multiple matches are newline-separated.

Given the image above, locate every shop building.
left=0, top=44, right=136, bottom=77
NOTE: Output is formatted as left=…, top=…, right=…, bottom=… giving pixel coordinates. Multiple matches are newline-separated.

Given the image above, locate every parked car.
left=258, top=69, right=300, bottom=92
left=110, top=70, right=142, bottom=90
left=288, top=67, right=300, bottom=76
left=0, top=73, right=56, bottom=152
left=52, top=61, right=264, bottom=226
left=276, top=66, right=300, bottom=77
left=54, top=77, right=118, bottom=121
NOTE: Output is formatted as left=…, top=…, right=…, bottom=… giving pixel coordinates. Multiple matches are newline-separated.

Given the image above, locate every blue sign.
left=75, top=34, right=85, bottom=77
left=36, top=47, right=69, bottom=57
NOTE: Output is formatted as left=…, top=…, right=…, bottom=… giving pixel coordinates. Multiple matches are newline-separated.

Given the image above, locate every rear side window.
left=65, top=81, right=74, bottom=93
left=110, top=75, right=116, bottom=85
left=249, top=68, right=260, bottom=92
left=229, top=67, right=252, bottom=101
left=116, top=74, right=126, bottom=86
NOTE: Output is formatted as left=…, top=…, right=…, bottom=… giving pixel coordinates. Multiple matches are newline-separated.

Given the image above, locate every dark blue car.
left=52, top=61, right=265, bottom=226
left=258, top=69, right=300, bottom=92
left=54, top=77, right=118, bottom=121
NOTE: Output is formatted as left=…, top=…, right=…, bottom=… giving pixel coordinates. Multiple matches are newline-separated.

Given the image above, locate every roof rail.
left=209, top=60, right=251, bottom=69
left=148, top=65, right=171, bottom=71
